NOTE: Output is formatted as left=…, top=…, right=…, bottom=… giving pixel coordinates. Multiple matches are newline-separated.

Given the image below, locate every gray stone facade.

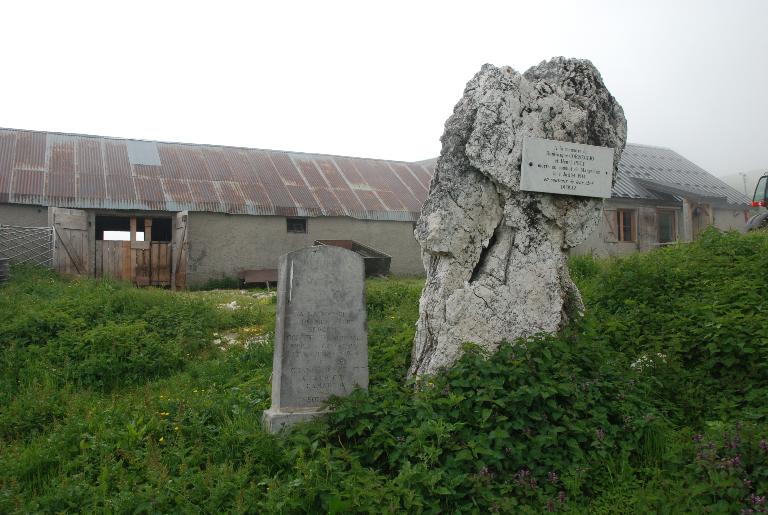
left=0, top=204, right=48, bottom=227
left=185, top=212, right=423, bottom=286
left=571, top=199, right=747, bottom=258
left=0, top=200, right=748, bottom=283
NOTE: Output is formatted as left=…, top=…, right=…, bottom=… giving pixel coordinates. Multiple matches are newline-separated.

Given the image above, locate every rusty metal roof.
left=0, top=129, right=748, bottom=219
left=0, top=128, right=434, bottom=221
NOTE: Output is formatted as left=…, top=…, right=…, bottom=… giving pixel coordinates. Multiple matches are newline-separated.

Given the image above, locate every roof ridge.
left=0, top=126, right=419, bottom=165
left=625, top=142, right=673, bottom=151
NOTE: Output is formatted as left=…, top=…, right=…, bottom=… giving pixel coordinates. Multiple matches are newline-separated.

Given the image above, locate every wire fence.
left=0, top=225, right=55, bottom=268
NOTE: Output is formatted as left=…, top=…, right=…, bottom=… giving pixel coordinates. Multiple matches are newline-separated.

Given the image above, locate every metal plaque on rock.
left=520, top=137, right=614, bottom=198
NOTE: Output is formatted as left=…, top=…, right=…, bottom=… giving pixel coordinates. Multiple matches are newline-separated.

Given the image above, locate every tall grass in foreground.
left=574, top=228, right=768, bottom=426
left=0, top=267, right=275, bottom=513
left=1, top=230, right=768, bottom=513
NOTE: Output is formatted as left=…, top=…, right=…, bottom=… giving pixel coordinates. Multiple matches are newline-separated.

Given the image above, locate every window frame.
left=657, top=209, right=677, bottom=244
left=286, top=217, right=308, bottom=234
left=616, top=209, right=636, bottom=243
left=753, top=176, right=768, bottom=207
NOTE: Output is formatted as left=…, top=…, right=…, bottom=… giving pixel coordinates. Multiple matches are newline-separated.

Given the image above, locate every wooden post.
left=145, top=218, right=153, bottom=285
left=87, top=211, right=96, bottom=277
left=130, top=217, right=137, bottom=284
left=130, top=217, right=136, bottom=243
left=681, top=198, right=693, bottom=242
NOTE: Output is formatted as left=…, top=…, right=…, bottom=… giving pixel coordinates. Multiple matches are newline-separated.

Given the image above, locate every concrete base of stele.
left=262, top=407, right=330, bottom=433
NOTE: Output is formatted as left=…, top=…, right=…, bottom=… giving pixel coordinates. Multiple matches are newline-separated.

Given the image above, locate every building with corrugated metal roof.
left=572, top=143, right=750, bottom=257
left=0, top=128, right=749, bottom=286
left=0, top=128, right=432, bottom=286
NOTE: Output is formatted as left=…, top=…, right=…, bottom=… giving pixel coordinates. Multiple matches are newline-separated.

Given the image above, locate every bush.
left=262, top=333, right=660, bottom=512
left=576, top=229, right=768, bottom=425
left=568, top=253, right=603, bottom=283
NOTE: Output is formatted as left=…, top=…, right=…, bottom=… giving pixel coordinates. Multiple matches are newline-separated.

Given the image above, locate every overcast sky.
left=2, top=0, right=766, bottom=178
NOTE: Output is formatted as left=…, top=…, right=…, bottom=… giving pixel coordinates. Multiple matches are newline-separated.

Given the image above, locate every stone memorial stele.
left=409, top=58, right=627, bottom=377
left=263, top=245, right=368, bottom=432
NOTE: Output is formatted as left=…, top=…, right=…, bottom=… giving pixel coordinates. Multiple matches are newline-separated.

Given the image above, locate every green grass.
left=1, top=229, right=767, bottom=513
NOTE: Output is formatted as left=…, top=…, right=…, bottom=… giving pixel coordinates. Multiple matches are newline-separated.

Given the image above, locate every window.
left=151, top=218, right=172, bottom=242
left=287, top=217, right=307, bottom=233
left=658, top=210, right=676, bottom=243
left=96, top=216, right=136, bottom=241
left=617, top=209, right=635, bottom=242
left=95, top=215, right=172, bottom=242
left=753, top=176, right=767, bottom=207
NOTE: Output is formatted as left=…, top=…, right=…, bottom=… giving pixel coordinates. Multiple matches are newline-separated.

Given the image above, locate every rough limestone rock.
left=409, top=58, right=627, bottom=377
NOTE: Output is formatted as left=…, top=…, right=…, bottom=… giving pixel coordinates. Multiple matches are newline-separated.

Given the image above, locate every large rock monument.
left=409, top=58, right=627, bottom=377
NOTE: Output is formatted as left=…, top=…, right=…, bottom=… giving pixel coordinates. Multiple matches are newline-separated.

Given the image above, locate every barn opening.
left=95, top=216, right=172, bottom=242
left=93, top=214, right=175, bottom=287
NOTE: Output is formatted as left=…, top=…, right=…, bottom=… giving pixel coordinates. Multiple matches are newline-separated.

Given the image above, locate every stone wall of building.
left=0, top=203, right=48, bottom=227
left=2, top=201, right=747, bottom=282
left=572, top=200, right=747, bottom=257
left=713, top=207, right=748, bottom=232
left=185, top=212, right=423, bottom=285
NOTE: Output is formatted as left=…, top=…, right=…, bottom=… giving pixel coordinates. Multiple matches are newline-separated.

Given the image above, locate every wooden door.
left=50, top=207, right=92, bottom=277
left=94, top=216, right=173, bottom=287
left=95, top=240, right=131, bottom=281
left=150, top=242, right=172, bottom=285
left=171, top=211, right=188, bottom=290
